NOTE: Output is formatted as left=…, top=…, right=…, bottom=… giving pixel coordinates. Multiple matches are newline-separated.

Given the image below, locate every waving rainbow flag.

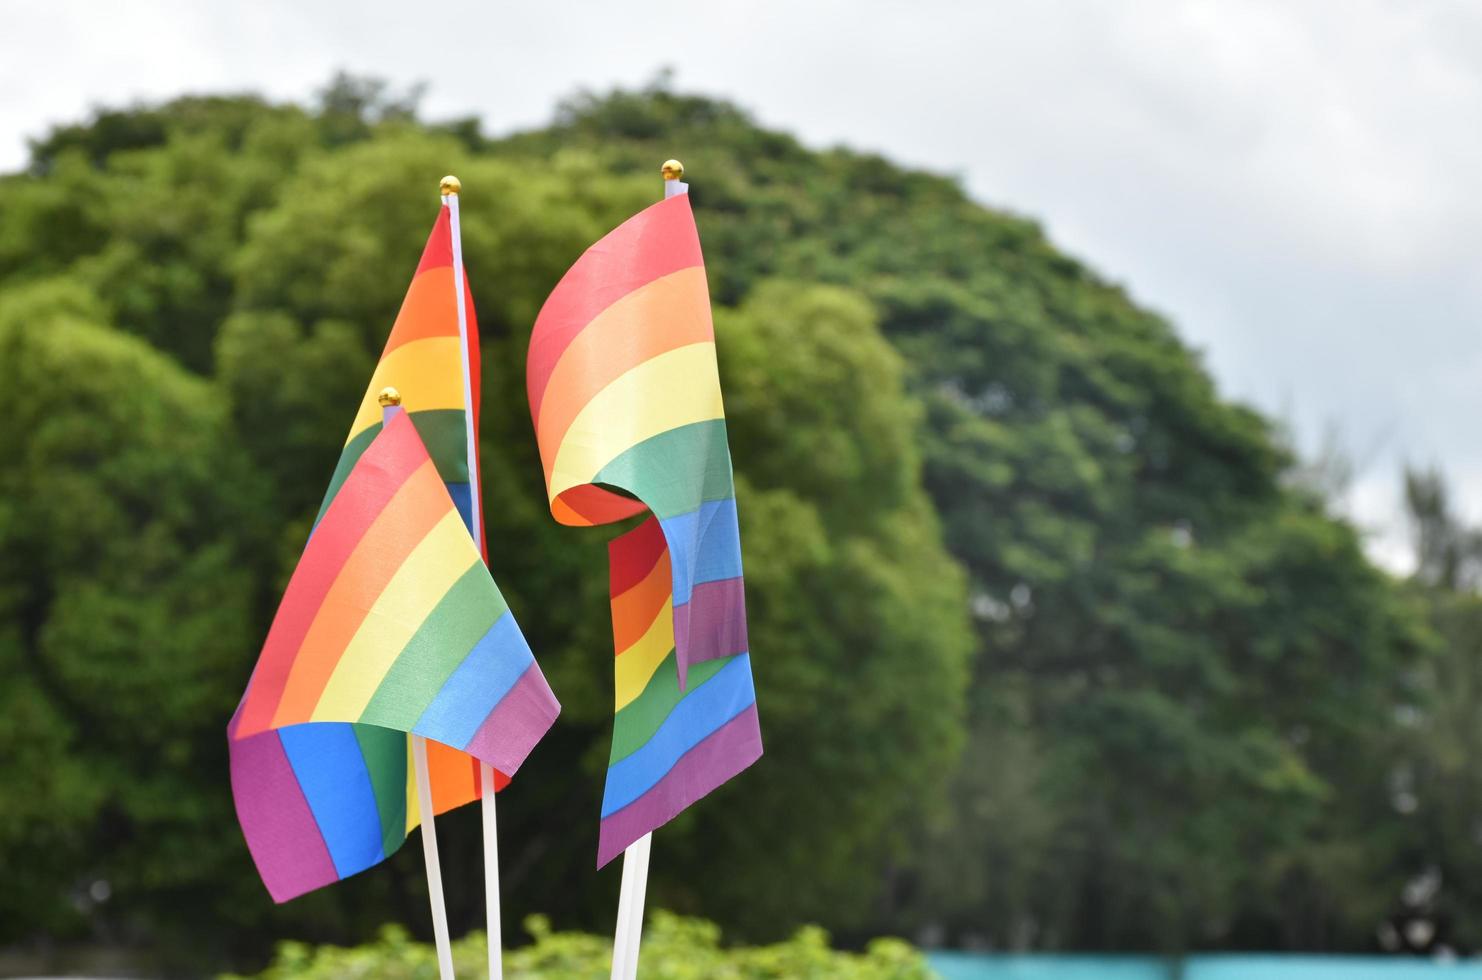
left=528, top=191, right=761, bottom=866
left=228, top=203, right=558, bottom=901
left=316, top=206, right=484, bottom=539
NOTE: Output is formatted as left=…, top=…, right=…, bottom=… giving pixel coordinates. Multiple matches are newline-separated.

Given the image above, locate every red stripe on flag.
left=461, top=270, right=486, bottom=560
left=608, top=516, right=669, bottom=599
left=415, top=205, right=454, bottom=275
left=526, top=195, right=704, bottom=420
left=233, top=413, right=429, bottom=737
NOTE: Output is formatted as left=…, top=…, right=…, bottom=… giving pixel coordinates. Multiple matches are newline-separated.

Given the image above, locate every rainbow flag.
left=319, top=205, right=483, bottom=538
left=228, top=203, right=558, bottom=902
left=528, top=192, right=761, bottom=866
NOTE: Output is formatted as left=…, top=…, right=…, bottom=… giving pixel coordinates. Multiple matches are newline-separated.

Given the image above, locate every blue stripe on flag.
left=445, top=481, right=474, bottom=536
left=278, top=723, right=386, bottom=879
left=413, top=612, right=533, bottom=749
left=659, top=498, right=743, bottom=605
left=600, top=654, right=756, bottom=817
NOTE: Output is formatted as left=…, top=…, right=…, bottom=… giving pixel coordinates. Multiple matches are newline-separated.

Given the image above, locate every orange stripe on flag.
left=535, top=268, right=714, bottom=472
left=382, top=267, right=461, bottom=357
left=552, top=484, right=646, bottom=528
left=234, top=418, right=428, bottom=738
left=270, top=460, right=447, bottom=727
left=611, top=546, right=673, bottom=656
left=426, top=738, right=481, bottom=814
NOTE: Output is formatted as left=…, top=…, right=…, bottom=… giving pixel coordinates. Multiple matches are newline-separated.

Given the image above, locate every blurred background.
left=2, top=0, right=1481, bottom=975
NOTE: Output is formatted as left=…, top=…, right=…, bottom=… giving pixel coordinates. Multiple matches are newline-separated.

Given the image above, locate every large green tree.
left=507, top=82, right=1430, bottom=951
left=1384, top=470, right=1482, bottom=955
left=2, top=80, right=972, bottom=967
left=0, top=282, right=264, bottom=959
left=0, top=75, right=1433, bottom=968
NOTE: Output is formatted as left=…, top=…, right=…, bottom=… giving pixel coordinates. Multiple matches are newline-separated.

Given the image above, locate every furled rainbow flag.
left=527, top=191, right=761, bottom=867
left=228, top=203, right=558, bottom=902
left=318, top=205, right=483, bottom=538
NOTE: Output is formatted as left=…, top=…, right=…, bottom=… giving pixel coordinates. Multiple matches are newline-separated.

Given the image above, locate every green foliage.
left=0, top=73, right=1437, bottom=969
left=0, top=282, right=263, bottom=941
left=229, top=912, right=933, bottom=980
left=1384, top=470, right=1482, bottom=954
left=692, top=282, right=970, bottom=932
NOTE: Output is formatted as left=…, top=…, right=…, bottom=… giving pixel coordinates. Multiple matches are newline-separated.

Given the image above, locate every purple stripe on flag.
left=674, top=575, right=748, bottom=689
left=229, top=729, right=339, bottom=903
left=463, top=662, right=561, bottom=776
left=596, top=702, right=762, bottom=868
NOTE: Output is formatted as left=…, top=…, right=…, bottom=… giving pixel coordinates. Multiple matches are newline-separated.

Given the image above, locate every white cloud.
left=4, top=0, right=1480, bottom=571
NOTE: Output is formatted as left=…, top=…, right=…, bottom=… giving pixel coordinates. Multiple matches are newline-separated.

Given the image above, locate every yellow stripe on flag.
left=548, top=342, right=724, bottom=500
left=614, top=598, right=675, bottom=712
left=311, top=511, right=478, bottom=721
left=404, top=737, right=421, bottom=834
left=345, top=336, right=466, bottom=444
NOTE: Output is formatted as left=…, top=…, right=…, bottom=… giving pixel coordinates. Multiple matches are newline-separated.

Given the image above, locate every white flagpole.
left=382, top=388, right=456, bottom=980
left=414, top=733, right=457, bottom=980
left=612, top=832, right=652, bottom=980
left=609, top=159, right=689, bottom=980
left=440, top=175, right=504, bottom=980
left=609, top=831, right=638, bottom=979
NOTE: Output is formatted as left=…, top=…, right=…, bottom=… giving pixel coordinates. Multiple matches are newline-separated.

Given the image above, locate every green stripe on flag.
left=358, top=562, right=508, bottom=731
left=592, top=419, right=736, bottom=520
left=316, top=409, right=472, bottom=525
left=609, top=651, right=735, bottom=764
left=413, top=409, right=473, bottom=485
left=350, top=722, right=410, bottom=859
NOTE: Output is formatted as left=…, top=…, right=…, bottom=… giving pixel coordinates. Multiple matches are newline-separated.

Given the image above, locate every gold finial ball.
left=377, top=386, right=403, bottom=407
left=661, top=159, right=685, bottom=181
left=440, top=174, right=461, bottom=196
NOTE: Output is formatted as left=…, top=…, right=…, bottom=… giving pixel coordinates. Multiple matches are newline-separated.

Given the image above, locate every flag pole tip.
left=378, top=386, right=403, bottom=407
left=661, top=159, right=684, bottom=181
left=440, top=174, right=461, bottom=196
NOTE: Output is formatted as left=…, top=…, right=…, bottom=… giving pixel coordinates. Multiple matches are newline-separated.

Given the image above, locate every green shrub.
left=228, top=911, right=934, bottom=979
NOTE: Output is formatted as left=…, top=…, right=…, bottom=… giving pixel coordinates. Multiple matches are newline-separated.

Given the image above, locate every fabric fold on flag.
left=527, top=193, right=761, bottom=866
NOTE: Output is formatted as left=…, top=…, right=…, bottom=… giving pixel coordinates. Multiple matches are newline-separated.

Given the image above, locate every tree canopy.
left=0, top=74, right=1458, bottom=969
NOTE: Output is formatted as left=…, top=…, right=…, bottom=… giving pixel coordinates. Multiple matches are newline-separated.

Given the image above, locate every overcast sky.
left=5, top=0, right=1479, bottom=570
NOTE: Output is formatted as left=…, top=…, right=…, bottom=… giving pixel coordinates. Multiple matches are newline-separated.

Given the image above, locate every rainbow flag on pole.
left=316, top=206, right=484, bottom=538
left=228, top=203, right=558, bottom=901
left=528, top=192, right=761, bottom=867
